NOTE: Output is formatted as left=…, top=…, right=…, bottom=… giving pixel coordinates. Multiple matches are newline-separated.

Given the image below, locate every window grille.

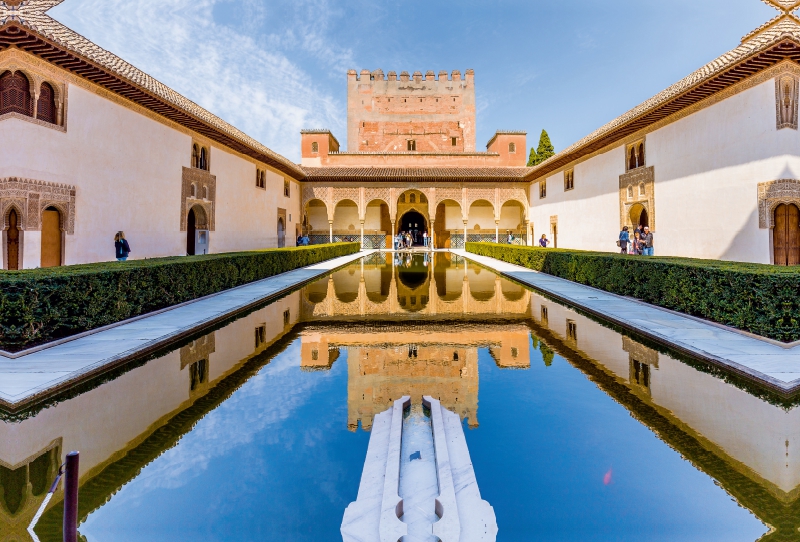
left=539, top=180, right=547, bottom=199
left=564, top=170, right=574, bottom=191
left=37, top=83, right=56, bottom=124
left=0, top=71, right=33, bottom=117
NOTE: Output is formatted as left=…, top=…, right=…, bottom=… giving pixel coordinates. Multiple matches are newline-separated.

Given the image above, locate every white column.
left=329, top=221, right=333, bottom=243
left=391, top=220, right=396, bottom=250
left=495, top=220, right=500, bottom=243
left=463, top=221, right=468, bottom=246
left=360, top=220, right=365, bottom=249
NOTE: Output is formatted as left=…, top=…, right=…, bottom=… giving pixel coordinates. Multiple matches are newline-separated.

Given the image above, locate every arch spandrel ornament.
left=758, top=179, right=800, bottom=227
left=433, top=187, right=463, bottom=213
left=0, top=177, right=75, bottom=234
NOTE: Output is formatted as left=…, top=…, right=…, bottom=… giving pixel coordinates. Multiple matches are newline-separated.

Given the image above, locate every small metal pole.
left=63, top=451, right=79, bottom=542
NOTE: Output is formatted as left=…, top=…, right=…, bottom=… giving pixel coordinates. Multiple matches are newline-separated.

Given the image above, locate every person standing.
left=618, top=226, right=630, bottom=254
left=539, top=234, right=550, bottom=248
left=642, top=226, right=654, bottom=256
left=507, top=230, right=514, bottom=244
left=114, top=231, right=131, bottom=261
left=423, top=231, right=428, bottom=248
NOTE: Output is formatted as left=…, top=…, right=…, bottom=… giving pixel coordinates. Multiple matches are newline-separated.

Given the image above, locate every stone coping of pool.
left=341, top=396, right=497, bottom=542
left=453, top=249, right=800, bottom=395
left=0, top=250, right=374, bottom=410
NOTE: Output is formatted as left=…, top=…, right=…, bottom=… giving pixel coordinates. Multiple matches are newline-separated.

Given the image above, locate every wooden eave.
left=0, top=22, right=306, bottom=180
left=525, top=39, right=800, bottom=182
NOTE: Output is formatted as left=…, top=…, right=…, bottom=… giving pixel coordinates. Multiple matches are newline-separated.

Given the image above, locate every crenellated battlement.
left=347, top=68, right=474, bottom=82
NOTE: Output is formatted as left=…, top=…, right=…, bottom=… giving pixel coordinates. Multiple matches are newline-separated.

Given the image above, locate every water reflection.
left=0, top=253, right=796, bottom=540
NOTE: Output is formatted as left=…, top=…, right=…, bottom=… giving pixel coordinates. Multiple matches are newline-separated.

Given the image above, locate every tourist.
left=642, top=226, right=654, bottom=256
left=114, top=231, right=131, bottom=262
left=395, top=232, right=402, bottom=250
left=297, top=234, right=303, bottom=246
left=539, top=234, right=550, bottom=248
left=507, top=230, right=514, bottom=244
left=632, top=231, right=643, bottom=255
left=618, top=226, right=629, bottom=254
left=423, top=231, right=428, bottom=247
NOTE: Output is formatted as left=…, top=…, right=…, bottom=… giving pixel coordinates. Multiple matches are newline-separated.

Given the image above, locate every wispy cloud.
left=50, top=0, right=348, bottom=161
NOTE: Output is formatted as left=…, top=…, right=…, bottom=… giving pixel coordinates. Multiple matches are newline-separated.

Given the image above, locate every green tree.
left=531, top=129, right=555, bottom=166
left=541, top=344, right=555, bottom=367
left=527, top=147, right=538, bottom=167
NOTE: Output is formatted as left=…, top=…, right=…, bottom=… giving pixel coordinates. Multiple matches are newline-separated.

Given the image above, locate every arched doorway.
left=5, top=209, right=20, bottom=270
left=773, top=203, right=800, bottom=266
left=277, top=217, right=286, bottom=248
left=629, top=204, right=649, bottom=229
left=398, top=210, right=427, bottom=246
left=41, top=207, right=62, bottom=268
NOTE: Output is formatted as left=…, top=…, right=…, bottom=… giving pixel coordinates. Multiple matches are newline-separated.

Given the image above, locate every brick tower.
left=346, top=69, right=476, bottom=153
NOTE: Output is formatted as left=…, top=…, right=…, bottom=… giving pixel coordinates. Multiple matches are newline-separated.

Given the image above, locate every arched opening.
left=467, top=200, right=495, bottom=242
left=365, top=257, right=393, bottom=303
left=37, top=82, right=57, bottom=124
left=333, top=199, right=359, bottom=242
left=499, top=200, right=526, bottom=244
left=0, top=71, right=33, bottom=117
left=501, top=279, right=526, bottom=302
left=364, top=199, right=392, bottom=249
left=192, top=144, right=200, bottom=168
left=5, top=208, right=20, bottom=270
left=628, top=147, right=636, bottom=170
left=186, top=205, right=207, bottom=256
left=305, top=279, right=328, bottom=304
left=433, top=252, right=462, bottom=302
left=303, top=199, right=329, bottom=243
left=629, top=203, right=649, bottom=230
left=398, top=209, right=427, bottom=246
left=434, top=199, right=462, bottom=249
left=332, top=268, right=359, bottom=303
left=467, top=267, right=496, bottom=302
left=199, top=147, right=208, bottom=171
left=395, top=254, right=430, bottom=312
left=277, top=217, right=286, bottom=248
left=40, top=206, right=62, bottom=268
left=773, top=203, right=800, bottom=266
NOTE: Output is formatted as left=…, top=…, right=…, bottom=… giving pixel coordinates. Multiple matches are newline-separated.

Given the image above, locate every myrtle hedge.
left=0, top=243, right=359, bottom=352
left=466, top=243, right=800, bottom=343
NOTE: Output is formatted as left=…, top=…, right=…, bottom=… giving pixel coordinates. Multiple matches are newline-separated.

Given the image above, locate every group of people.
left=395, top=230, right=429, bottom=250
left=296, top=234, right=310, bottom=246
left=618, top=225, right=654, bottom=255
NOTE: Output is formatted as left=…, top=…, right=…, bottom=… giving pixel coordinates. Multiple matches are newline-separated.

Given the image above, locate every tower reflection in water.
left=0, top=252, right=796, bottom=540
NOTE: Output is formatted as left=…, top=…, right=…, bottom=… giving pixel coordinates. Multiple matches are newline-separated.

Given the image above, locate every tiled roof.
left=303, top=166, right=532, bottom=182
left=0, top=0, right=306, bottom=179
left=525, top=12, right=800, bottom=182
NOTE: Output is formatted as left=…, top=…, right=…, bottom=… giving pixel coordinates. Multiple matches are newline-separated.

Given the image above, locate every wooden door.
left=40, top=208, right=62, bottom=268
left=774, top=203, right=800, bottom=266
left=6, top=209, right=19, bottom=270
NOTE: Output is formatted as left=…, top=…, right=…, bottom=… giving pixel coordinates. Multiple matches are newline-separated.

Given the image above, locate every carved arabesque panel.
left=619, top=166, right=656, bottom=231
left=181, top=167, right=216, bottom=231
left=776, top=73, right=799, bottom=130
left=758, top=179, right=800, bottom=227
left=0, top=177, right=75, bottom=233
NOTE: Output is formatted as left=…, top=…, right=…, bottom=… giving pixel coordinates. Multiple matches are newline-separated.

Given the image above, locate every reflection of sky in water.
left=78, top=342, right=767, bottom=541
left=52, top=256, right=773, bottom=541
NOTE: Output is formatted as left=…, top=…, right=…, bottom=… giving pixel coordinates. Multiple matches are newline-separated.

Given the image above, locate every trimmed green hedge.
left=466, top=243, right=800, bottom=343
left=0, top=243, right=359, bottom=352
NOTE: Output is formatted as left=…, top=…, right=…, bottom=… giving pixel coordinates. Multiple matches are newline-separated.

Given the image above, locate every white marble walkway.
left=0, top=250, right=372, bottom=408
left=453, top=250, right=800, bottom=394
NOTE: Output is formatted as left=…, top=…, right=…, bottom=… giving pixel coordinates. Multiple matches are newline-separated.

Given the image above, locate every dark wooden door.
left=6, top=209, right=19, bottom=270
left=774, top=203, right=800, bottom=266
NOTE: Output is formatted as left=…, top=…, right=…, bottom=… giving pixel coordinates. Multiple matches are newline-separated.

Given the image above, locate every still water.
left=1, top=253, right=797, bottom=541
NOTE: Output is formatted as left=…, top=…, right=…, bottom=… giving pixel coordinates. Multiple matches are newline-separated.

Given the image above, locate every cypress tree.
left=527, top=147, right=538, bottom=167
left=532, top=129, right=555, bottom=165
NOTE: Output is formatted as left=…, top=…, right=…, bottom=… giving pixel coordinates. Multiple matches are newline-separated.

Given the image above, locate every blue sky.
left=51, top=0, right=774, bottom=162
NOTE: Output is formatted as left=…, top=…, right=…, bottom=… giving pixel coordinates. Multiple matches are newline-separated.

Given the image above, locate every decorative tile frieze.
left=0, top=177, right=75, bottom=233
left=181, top=167, right=216, bottom=231
left=619, top=166, right=656, bottom=231
left=758, top=179, right=800, bottom=227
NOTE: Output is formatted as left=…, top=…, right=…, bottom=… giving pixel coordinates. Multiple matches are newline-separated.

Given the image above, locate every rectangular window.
left=567, top=320, right=577, bottom=341
left=283, top=309, right=290, bottom=326
left=541, top=306, right=548, bottom=324
left=539, top=180, right=547, bottom=199
left=564, top=170, right=574, bottom=191
left=255, top=325, right=266, bottom=349
left=284, top=180, right=290, bottom=197
left=407, top=140, right=417, bottom=151
left=451, top=137, right=457, bottom=146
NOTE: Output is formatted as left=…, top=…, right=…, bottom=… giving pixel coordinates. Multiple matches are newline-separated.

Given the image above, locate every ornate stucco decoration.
left=180, top=167, right=216, bottom=232
left=0, top=48, right=68, bottom=131
left=0, top=177, right=75, bottom=233
left=775, top=72, right=799, bottom=129
left=619, top=166, right=656, bottom=232
left=757, top=179, right=800, bottom=227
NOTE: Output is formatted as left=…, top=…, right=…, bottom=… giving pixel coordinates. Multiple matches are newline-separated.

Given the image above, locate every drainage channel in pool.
left=1, top=252, right=795, bottom=541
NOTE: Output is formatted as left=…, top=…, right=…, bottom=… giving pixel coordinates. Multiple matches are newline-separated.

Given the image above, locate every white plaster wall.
left=499, top=203, right=524, bottom=230
left=466, top=203, right=494, bottom=231
left=0, top=84, right=302, bottom=267
left=306, top=204, right=329, bottom=233
left=333, top=202, right=360, bottom=232
left=528, top=78, right=800, bottom=263
left=442, top=203, right=463, bottom=229
left=364, top=204, right=388, bottom=232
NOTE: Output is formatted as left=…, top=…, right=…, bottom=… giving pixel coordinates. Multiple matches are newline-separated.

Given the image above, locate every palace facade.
left=2, top=0, right=800, bottom=267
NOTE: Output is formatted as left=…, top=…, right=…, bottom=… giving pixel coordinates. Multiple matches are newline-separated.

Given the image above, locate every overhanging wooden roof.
left=0, top=0, right=306, bottom=180
left=525, top=13, right=800, bottom=182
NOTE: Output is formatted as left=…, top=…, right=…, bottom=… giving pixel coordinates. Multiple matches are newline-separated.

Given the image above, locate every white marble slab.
left=454, top=249, right=800, bottom=393
left=0, top=250, right=373, bottom=408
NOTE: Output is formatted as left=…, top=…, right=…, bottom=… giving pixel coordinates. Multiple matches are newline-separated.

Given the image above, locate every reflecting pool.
left=1, top=253, right=797, bottom=541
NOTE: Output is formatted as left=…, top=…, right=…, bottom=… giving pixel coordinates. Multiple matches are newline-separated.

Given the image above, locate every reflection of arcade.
left=526, top=294, right=800, bottom=540
left=300, top=323, right=531, bottom=431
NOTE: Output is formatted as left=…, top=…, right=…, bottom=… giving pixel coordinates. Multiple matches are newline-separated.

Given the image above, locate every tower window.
left=451, top=137, right=457, bottom=146
left=509, top=142, right=516, bottom=153
left=407, top=140, right=417, bottom=151
left=311, top=141, right=319, bottom=153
